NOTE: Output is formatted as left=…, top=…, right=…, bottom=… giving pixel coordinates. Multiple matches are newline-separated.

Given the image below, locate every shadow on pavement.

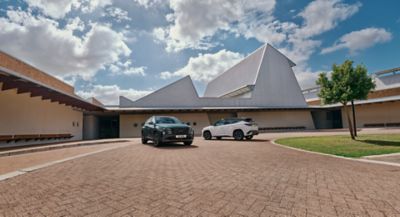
left=145, top=143, right=199, bottom=149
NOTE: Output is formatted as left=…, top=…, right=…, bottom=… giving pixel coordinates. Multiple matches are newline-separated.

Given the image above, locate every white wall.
left=0, top=86, right=83, bottom=147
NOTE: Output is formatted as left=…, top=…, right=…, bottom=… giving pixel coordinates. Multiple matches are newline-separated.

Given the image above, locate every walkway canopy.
left=0, top=66, right=103, bottom=111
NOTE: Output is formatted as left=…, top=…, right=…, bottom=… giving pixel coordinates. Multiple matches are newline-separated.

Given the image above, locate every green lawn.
left=275, top=134, right=400, bottom=158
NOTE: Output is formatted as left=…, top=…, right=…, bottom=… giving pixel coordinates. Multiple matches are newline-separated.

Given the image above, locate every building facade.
left=1, top=44, right=399, bottom=147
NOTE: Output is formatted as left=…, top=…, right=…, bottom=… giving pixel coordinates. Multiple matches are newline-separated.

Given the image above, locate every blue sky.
left=0, top=0, right=398, bottom=105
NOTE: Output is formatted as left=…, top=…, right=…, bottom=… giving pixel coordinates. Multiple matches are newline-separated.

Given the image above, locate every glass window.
left=214, top=120, right=225, bottom=126
left=155, top=116, right=182, bottom=124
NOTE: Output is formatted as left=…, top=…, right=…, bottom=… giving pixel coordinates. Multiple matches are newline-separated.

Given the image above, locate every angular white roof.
left=120, top=44, right=307, bottom=108
left=204, top=44, right=295, bottom=97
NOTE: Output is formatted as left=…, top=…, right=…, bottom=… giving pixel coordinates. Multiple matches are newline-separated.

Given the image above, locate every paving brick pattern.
left=1, top=138, right=400, bottom=216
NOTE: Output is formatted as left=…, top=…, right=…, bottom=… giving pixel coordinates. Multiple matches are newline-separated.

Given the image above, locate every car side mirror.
left=148, top=121, right=155, bottom=126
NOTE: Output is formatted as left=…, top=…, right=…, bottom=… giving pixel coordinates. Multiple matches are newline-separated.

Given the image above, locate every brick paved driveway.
left=1, top=137, right=400, bottom=217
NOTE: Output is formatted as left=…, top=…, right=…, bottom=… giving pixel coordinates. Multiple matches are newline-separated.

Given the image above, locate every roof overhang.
left=220, top=85, right=255, bottom=98
left=101, top=106, right=311, bottom=114
left=0, top=66, right=104, bottom=111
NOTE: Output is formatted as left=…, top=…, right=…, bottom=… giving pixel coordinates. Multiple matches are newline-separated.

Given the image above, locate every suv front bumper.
left=246, top=130, right=259, bottom=136
left=161, top=134, right=194, bottom=143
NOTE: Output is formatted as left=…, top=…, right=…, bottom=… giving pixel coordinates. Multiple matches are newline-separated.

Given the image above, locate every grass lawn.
left=275, top=134, right=400, bottom=158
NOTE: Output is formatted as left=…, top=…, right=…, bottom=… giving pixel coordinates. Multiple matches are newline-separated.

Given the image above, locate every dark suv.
left=141, top=116, right=194, bottom=146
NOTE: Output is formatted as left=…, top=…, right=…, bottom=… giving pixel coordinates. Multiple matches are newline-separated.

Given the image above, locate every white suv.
left=202, top=118, right=259, bottom=140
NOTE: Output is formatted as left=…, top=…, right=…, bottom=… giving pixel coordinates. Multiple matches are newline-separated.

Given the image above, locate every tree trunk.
left=343, top=104, right=355, bottom=140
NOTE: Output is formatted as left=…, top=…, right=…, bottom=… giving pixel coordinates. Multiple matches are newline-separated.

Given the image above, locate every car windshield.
left=155, top=117, right=182, bottom=124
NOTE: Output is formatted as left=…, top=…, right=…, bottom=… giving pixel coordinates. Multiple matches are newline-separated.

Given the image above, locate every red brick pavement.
left=1, top=138, right=400, bottom=217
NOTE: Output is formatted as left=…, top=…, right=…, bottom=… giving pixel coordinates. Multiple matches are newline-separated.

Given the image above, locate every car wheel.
left=184, top=141, right=193, bottom=146
left=233, top=130, right=244, bottom=141
left=153, top=135, right=162, bottom=147
left=203, top=131, right=212, bottom=140
left=216, top=136, right=222, bottom=140
left=141, top=136, right=148, bottom=144
left=245, top=135, right=253, bottom=140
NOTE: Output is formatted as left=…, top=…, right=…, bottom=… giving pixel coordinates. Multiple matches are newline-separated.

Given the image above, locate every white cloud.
left=153, top=0, right=365, bottom=91
left=161, top=49, right=243, bottom=82
left=0, top=10, right=131, bottom=80
left=25, top=0, right=80, bottom=19
left=103, top=7, right=131, bottom=22
left=25, top=0, right=113, bottom=19
left=65, top=17, right=85, bottom=32
left=154, top=0, right=276, bottom=52
left=321, top=27, right=392, bottom=54
left=77, top=84, right=151, bottom=105
left=109, top=60, right=146, bottom=76
left=79, top=0, right=113, bottom=13
left=133, top=0, right=163, bottom=8
left=296, top=0, right=361, bottom=38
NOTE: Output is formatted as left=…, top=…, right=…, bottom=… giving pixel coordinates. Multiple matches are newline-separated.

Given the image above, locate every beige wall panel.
left=237, top=111, right=315, bottom=129
left=0, top=87, right=83, bottom=147
left=341, top=101, right=400, bottom=128
left=120, top=113, right=211, bottom=138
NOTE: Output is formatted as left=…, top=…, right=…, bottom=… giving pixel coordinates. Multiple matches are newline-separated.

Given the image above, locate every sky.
left=0, top=0, right=399, bottom=105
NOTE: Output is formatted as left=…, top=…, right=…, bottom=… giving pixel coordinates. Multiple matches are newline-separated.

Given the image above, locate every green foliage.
left=317, top=60, right=376, bottom=105
left=276, top=134, right=400, bottom=158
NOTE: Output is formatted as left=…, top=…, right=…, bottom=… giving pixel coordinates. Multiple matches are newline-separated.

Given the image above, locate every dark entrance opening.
left=311, top=109, right=342, bottom=129
left=98, top=116, right=119, bottom=138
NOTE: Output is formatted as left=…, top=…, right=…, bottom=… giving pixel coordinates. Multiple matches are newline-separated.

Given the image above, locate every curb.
left=0, top=143, right=131, bottom=182
left=0, top=139, right=131, bottom=158
left=271, top=139, right=400, bottom=168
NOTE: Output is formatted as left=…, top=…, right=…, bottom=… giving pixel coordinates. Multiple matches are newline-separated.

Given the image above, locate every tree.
left=316, top=60, right=375, bottom=140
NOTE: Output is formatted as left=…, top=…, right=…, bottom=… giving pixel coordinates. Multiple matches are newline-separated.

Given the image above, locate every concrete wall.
left=120, top=113, right=211, bottom=138
left=342, top=101, right=400, bottom=128
left=237, top=111, right=315, bottom=130
left=83, top=115, right=99, bottom=140
left=0, top=86, right=83, bottom=147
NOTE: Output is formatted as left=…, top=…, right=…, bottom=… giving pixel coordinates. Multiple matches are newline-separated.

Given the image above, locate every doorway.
left=98, top=116, right=120, bottom=138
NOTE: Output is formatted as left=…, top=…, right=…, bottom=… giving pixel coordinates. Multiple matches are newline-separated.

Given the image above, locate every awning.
left=0, top=66, right=103, bottom=111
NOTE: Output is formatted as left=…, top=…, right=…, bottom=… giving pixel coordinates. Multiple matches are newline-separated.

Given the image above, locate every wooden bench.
left=39, top=134, right=60, bottom=140
left=58, top=134, right=73, bottom=139
left=364, top=123, right=385, bottom=128
left=13, top=134, right=40, bottom=141
left=259, top=126, right=306, bottom=131
left=0, top=135, right=13, bottom=142
left=0, top=134, right=73, bottom=143
left=386, top=123, right=400, bottom=127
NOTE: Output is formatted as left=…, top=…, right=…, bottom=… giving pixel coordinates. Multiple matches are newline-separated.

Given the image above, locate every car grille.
left=172, top=127, right=188, bottom=135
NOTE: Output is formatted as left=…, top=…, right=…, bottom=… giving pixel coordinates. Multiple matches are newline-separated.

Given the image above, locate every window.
left=133, top=123, right=138, bottom=127
left=155, top=116, right=182, bottom=124
left=193, top=122, right=197, bottom=126
left=72, top=122, right=75, bottom=127
left=214, top=120, right=225, bottom=126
